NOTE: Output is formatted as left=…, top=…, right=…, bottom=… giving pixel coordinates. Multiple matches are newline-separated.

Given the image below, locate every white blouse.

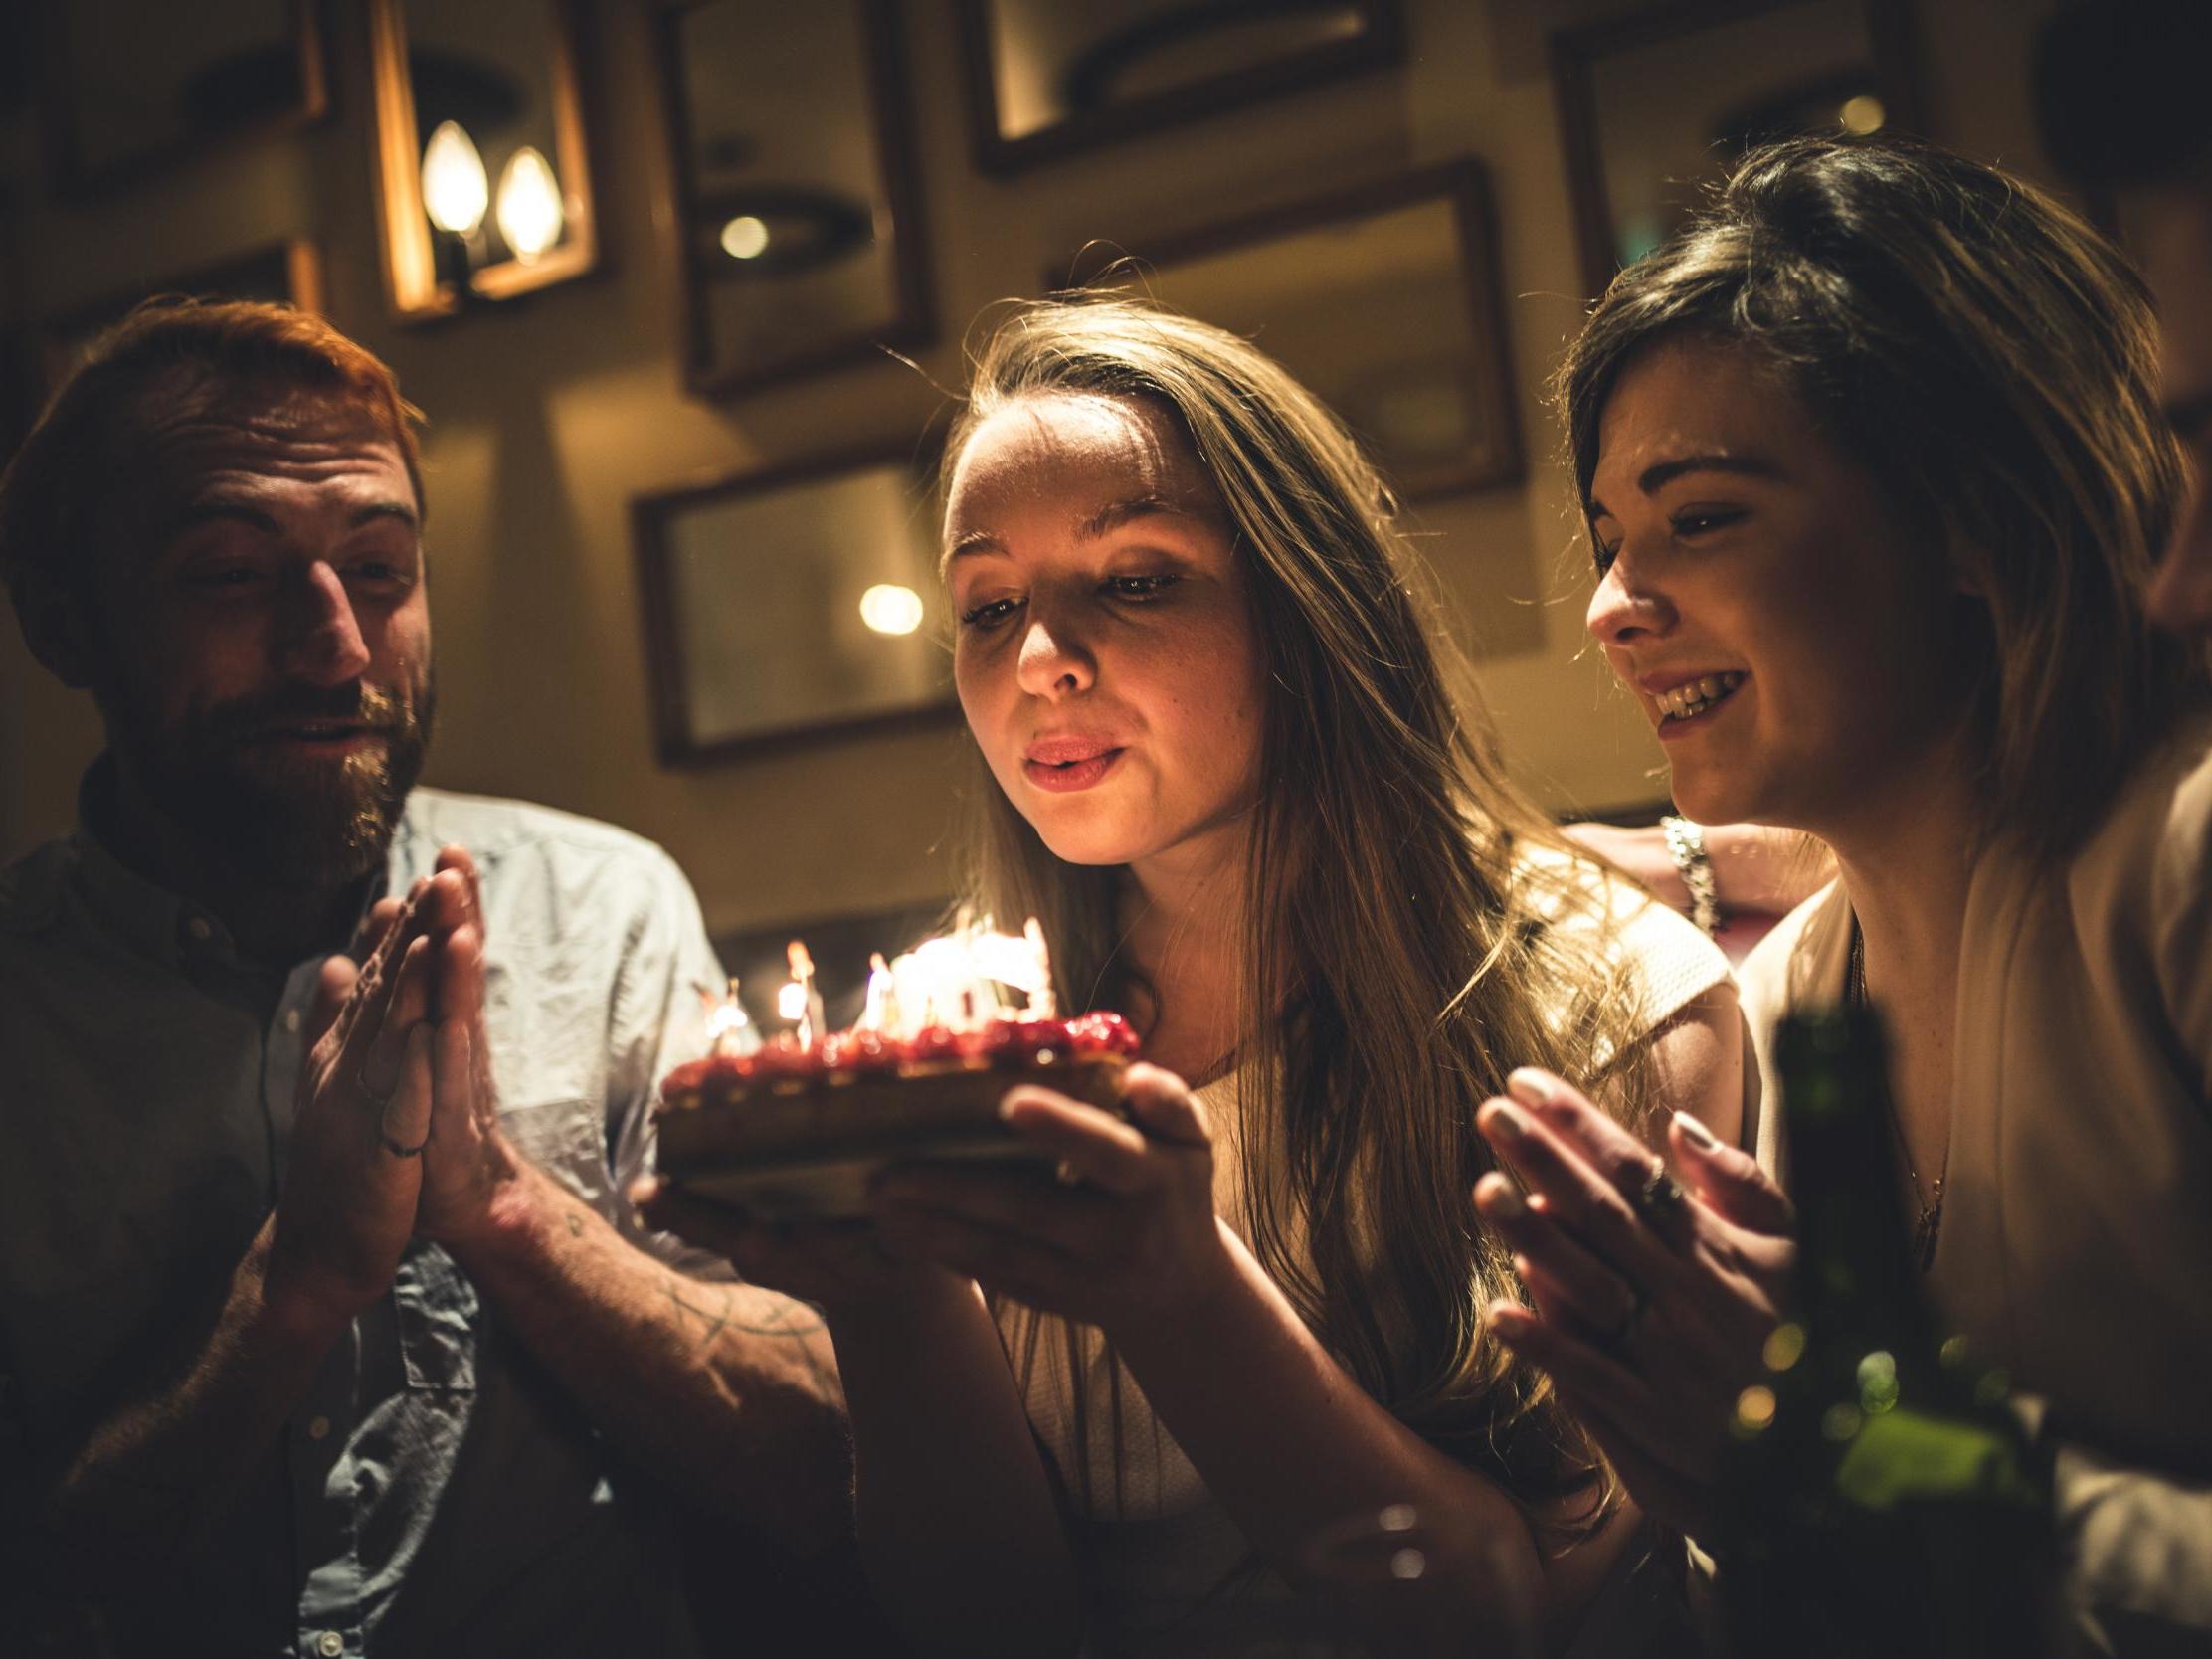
left=999, top=861, right=1732, bottom=1651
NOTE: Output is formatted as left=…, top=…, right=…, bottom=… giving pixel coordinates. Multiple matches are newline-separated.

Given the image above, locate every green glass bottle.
left=1719, top=1007, right=2058, bottom=1658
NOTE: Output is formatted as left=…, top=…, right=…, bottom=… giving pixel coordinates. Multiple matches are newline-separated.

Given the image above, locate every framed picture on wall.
left=1056, top=159, right=1522, bottom=499
left=956, top=0, right=1404, bottom=175
left=1552, top=0, right=1922, bottom=296
left=36, top=240, right=327, bottom=393
left=633, top=447, right=955, bottom=767
left=655, top=0, right=933, bottom=396
left=39, top=0, right=330, bottom=196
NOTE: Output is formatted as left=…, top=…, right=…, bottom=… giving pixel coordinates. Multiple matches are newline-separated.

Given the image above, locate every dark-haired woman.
left=1474, top=135, right=2212, bottom=1651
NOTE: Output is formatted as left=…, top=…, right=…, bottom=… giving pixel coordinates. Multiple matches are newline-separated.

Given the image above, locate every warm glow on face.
left=859, top=583, right=925, bottom=636
left=1839, top=94, right=1886, bottom=135
left=421, top=121, right=489, bottom=237
left=721, top=215, right=770, bottom=260
left=495, top=146, right=565, bottom=262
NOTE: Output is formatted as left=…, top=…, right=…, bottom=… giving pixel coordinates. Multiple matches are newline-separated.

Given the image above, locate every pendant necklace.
left=1847, top=920, right=1945, bottom=1272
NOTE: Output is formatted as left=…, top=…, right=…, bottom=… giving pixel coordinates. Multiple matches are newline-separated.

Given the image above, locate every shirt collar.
left=71, top=754, right=405, bottom=975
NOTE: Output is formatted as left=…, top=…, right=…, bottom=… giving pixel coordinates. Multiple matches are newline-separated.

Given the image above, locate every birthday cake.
left=654, top=921, right=1140, bottom=1218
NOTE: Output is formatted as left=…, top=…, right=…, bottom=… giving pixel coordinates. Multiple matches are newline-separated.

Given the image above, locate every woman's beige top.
left=1735, top=717, right=2212, bottom=1638
left=1000, top=862, right=1731, bottom=1653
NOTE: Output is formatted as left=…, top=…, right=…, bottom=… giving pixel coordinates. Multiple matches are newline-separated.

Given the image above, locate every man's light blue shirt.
left=0, top=777, right=729, bottom=1656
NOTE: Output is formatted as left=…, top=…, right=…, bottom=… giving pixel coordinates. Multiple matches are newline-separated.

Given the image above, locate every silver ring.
left=1631, top=1159, right=1689, bottom=1230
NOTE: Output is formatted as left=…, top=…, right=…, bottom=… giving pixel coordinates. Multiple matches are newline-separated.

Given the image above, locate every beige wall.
left=0, top=0, right=2069, bottom=938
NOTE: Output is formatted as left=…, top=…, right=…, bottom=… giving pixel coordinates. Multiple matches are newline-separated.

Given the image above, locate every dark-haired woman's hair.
left=1557, top=135, right=2207, bottom=860
left=946, top=297, right=1662, bottom=1521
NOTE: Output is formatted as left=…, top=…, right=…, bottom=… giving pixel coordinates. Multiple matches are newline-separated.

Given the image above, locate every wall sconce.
left=369, top=0, right=598, bottom=321
left=417, top=124, right=566, bottom=298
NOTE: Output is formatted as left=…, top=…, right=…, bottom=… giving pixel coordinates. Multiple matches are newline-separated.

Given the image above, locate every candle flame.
left=704, top=977, right=757, bottom=1056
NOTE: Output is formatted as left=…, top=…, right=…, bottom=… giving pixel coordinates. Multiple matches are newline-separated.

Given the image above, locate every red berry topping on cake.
left=662, top=1057, right=712, bottom=1097
left=821, top=1029, right=900, bottom=1072
left=752, top=1034, right=822, bottom=1080
left=1064, top=1011, right=1140, bottom=1056
left=976, top=1019, right=1077, bottom=1065
left=905, top=1025, right=962, bottom=1064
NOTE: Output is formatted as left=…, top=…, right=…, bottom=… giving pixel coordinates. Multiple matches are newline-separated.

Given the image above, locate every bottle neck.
left=1775, top=1009, right=1934, bottom=1356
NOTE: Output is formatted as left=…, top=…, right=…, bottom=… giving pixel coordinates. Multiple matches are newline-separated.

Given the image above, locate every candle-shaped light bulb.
left=421, top=121, right=489, bottom=238
left=494, top=145, right=564, bottom=264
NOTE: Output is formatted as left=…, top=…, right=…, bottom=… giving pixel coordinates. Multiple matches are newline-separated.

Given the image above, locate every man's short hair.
left=2035, top=0, right=2212, bottom=188
left=0, top=298, right=425, bottom=608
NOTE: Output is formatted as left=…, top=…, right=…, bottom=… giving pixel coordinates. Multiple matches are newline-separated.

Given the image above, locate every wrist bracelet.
left=1661, top=816, right=1722, bottom=938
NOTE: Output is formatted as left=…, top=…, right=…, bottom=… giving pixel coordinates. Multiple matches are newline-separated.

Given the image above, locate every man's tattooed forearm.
left=661, top=1276, right=733, bottom=1348
left=657, top=1280, right=839, bottom=1401
left=722, top=1293, right=839, bottom=1404
left=723, top=1294, right=829, bottom=1339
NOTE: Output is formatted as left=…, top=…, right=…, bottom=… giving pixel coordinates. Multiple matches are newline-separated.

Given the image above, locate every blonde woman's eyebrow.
left=1078, top=496, right=1212, bottom=540
left=944, top=529, right=1004, bottom=563
left=947, top=497, right=1212, bottom=563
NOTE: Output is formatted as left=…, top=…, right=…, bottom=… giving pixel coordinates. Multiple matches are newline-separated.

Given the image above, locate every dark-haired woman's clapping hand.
left=1474, top=1067, right=1796, bottom=1537
left=869, top=1062, right=1238, bottom=1333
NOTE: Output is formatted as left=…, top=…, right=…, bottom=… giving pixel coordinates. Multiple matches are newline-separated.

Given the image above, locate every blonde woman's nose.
left=1016, top=616, right=1096, bottom=698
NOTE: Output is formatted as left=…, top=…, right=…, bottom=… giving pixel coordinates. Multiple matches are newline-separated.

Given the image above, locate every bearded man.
left=0, top=301, right=846, bottom=1656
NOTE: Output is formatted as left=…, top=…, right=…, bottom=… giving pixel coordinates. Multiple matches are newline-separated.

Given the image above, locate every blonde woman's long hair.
left=944, top=296, right=1659, bottom=1518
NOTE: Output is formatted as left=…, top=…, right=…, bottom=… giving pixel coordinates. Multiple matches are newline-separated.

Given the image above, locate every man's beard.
left=107, top=671, right=436, bottom=891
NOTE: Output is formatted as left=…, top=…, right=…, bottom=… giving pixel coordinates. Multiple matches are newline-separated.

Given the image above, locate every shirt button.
left=185, top=917, right=212, bottom=942
left=316, top=1632, right=345, bottom=1658
left=284, top=1009, right=303, bottom=1033
left=307, top=1415, right=331, bottom=1440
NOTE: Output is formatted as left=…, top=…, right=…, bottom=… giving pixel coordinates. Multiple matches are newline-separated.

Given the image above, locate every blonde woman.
left=1473, top=137, right=2212, bottom=1650
left=648, top=299, right=1736, bottom=1655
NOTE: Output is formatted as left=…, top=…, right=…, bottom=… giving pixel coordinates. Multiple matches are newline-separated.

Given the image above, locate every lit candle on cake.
left=652, top=917, right=1143, bottom=1220
left=780, top=941, right=828, bottom=1048
left=858, top=953, right=896, bottom=1034
left=1024, top=919, right=1056, bottom=1020
left=703, top=978, right=760, bottom=1057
